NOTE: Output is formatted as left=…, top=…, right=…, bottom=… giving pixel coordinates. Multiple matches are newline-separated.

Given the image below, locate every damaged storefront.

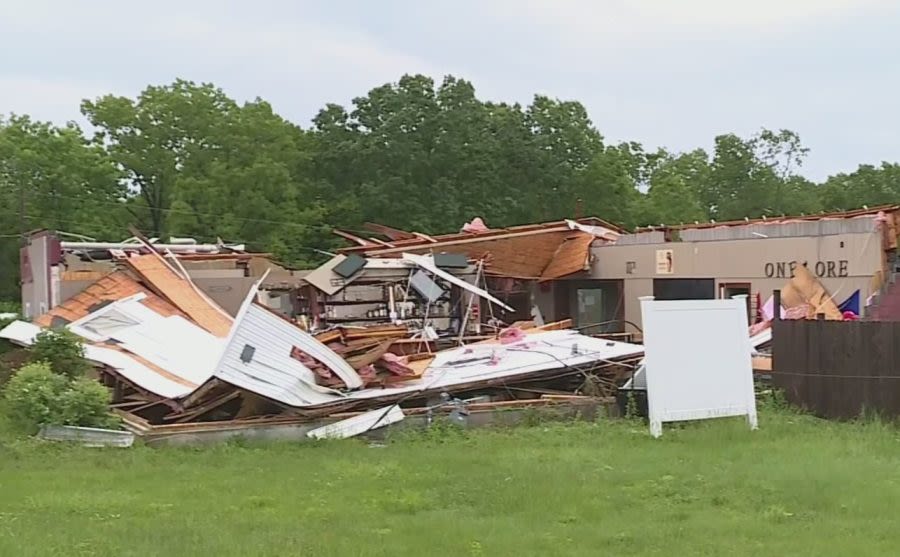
left=588, top=206, right=900, bottom=331
left=329, top=217, right=625, bottom=337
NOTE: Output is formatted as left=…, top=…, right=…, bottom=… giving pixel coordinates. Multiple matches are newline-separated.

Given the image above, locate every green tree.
left=640, top=149, right=710, bottom=226
left=699, top=129, right=819, bottom=221
left=820, top=163, right=900, bottom=211
left=30, top=329, right=90, bottom=379
left=0, top=115, right=123, bottom=300
left=83, top=80, right=335, bottom=266
left=312, top=74, right=613, bottom=231
left=81, top=80, right=239, bottom=237
left=571, top=143, right=646, bottom=228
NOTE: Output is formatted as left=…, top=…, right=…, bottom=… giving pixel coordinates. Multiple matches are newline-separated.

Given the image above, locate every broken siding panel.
left=307, top=405, right=405, bottom=439
left=213, top=304, right=344, bottom=407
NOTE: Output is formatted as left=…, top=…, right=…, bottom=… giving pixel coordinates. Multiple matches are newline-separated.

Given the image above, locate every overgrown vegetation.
left=1, top=331, right=116, bottom=433
left=2, top=361, right=117, bottom=433
left=30, top=329, right=91, bottom=379
left=2, top=410, right=900, bottom=555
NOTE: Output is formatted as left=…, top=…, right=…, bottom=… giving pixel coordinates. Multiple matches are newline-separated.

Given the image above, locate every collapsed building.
left=18, top=231, right=307, bottom=321
left=8, top=207, right=892, bottom=443
left=2, top=237, right=646, bottom=443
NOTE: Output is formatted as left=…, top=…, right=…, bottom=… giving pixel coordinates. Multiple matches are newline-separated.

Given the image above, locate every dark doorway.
left=719, top=282, right=752, bottom=322
left=652, top=278, right=715, bottom=300
left=555, top=279, right=624, bottom=334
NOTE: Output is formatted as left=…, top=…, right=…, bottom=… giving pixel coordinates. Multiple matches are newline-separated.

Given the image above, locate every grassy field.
left=2, top=409, right=900, bottom=556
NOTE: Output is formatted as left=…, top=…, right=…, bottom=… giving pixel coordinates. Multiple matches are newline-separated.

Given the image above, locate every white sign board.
left=655, top=249, right=674, bottom=274
left=640, top=296, right=757, bottom=437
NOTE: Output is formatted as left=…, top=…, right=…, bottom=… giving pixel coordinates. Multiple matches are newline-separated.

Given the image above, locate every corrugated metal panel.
left=680, top=217, right=878, bottom=242
left=38, top=425, right=135, bottom=447
left=0, top=320, right=41, bottom=345
left=615, top=231, right=665, bottom=245
left=403, top=253, right=514, bottom=311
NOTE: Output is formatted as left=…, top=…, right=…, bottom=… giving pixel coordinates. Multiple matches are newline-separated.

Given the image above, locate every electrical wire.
left=15, top=189, right=371, bottom=233
left=360, top=333, right=644, bottom=433
left=574, top=319, right=644, bottom=334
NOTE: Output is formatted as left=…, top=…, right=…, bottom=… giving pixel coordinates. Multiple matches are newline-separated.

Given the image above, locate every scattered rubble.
left=1, top=239, right=644, bottom=443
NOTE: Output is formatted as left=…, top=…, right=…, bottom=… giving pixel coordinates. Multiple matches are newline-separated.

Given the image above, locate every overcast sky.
left=2, top=0, right=898, bottom=181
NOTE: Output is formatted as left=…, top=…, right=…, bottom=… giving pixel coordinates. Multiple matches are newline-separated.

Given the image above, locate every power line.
left=19, top=214, right=155, bottom=235
left=14, top=190, right=401, bottom=241
left=12, top=216, right=366, bottom=253
left=19, top=190, right=339, bottom=231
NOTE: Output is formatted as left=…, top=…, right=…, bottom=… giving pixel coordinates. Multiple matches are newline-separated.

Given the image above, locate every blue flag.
left=838, top=290, right=860, bottom=315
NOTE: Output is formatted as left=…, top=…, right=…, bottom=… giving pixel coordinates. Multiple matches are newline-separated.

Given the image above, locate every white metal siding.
left=214, top=304, right=349, bottom=407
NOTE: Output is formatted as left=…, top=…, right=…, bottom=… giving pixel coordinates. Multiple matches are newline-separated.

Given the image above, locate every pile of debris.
left=1, top=242, right=645, bottom=444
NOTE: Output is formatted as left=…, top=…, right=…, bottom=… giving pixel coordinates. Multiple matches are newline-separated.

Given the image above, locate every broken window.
left=80, top=309, right=140, bottom=337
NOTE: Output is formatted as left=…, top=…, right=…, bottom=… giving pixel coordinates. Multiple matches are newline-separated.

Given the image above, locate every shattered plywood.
left=124, top=254, right=233, bottom=337
left=540, top=232, right=595, bottom=281
left=339, top=220, right=621, bottom=280
left=780, top=264, right=842, bottom=320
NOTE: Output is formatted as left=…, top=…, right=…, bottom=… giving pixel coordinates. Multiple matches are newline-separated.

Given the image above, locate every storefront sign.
left=655, top=249, right=674, bottom=275
left=764, top=260, right=849, bottom=279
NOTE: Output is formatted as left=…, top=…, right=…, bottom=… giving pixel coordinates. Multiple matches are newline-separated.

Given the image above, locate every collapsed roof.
left=333, top=218, right=622, bottom=280
left=1, top=256, right=645, bottom=417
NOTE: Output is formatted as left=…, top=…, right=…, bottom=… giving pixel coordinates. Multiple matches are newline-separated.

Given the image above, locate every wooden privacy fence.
left=772, top=318, right=900, bottom=419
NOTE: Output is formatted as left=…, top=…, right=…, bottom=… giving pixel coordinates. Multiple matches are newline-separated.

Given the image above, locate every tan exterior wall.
left=622, top=278, right=652, bottom=330
left=591, top=231, right=884, bottom=328
left=193, top=277, right=259, bottom=316
left=60, top=280, right=98, bottom=303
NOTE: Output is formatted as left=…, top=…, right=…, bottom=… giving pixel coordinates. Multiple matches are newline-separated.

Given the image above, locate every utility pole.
left=19, top=181, right=26, bottom=245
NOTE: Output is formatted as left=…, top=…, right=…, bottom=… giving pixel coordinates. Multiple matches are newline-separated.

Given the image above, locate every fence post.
left=816, top=313, right=826, bottom=416
left=773, top=290, right=781, bottom=322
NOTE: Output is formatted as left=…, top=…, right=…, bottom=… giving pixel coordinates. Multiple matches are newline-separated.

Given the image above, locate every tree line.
left=1, top=74, right=898, bottom=300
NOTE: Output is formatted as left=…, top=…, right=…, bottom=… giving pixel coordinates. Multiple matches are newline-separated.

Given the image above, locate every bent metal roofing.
left=634, top=205, right=900, bottom=232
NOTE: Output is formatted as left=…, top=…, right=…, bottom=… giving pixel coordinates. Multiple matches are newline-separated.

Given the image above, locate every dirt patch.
left=0, top=346, right=31, bottom=387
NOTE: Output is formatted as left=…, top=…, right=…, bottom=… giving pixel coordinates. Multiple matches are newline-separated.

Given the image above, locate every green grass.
left=2, top=410, right=900, bottom=556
